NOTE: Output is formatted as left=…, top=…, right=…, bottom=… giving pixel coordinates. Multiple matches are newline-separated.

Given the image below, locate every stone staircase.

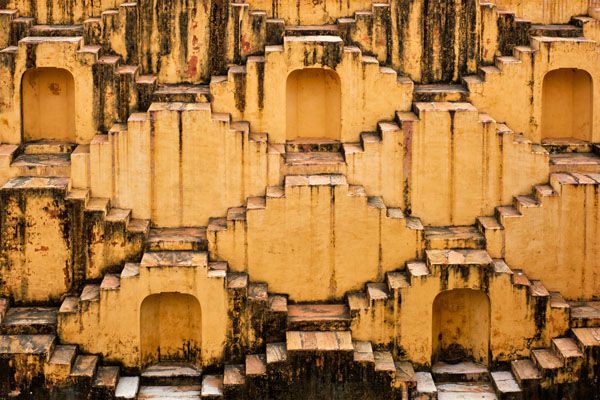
left=477, top=171, right=600, bottom=260
left=0, top=298, right=129, bottom=398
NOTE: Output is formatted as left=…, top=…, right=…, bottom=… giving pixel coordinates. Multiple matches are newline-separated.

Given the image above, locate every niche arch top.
left=432, top=288, right=491, bottom=365
left=541, top=68, right=593, bottom=142
left=286, top=67, right=342, bottom=141
left=21, top=67, right=76, bottom=142
left=140, top=292, right=202, bottom=367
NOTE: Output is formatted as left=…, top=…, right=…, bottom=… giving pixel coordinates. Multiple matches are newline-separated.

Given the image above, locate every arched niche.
left=21, top=67, right=76, bottom=142
left=140, top=292, right=202, bottom=367
left=542, top=68, right=593, bottom=141
left=432, top=289, right=490, bottom=365
left=286, top=68, right=341, bottom=141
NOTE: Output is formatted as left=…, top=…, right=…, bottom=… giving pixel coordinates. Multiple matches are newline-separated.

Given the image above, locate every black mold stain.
left=232, top=4, right=242, bottom=64
left=25, top=44, right=36, bottom=69
left=458, top=0, right=478, bottom=77
left=256, top=59, right=265, bottom=110
left=396, top=0, right=414, bottom=69
left=125, top=4, right=139, bottom=64
left=208, top=0, right=230, bottom=77
left=234, top=70, right=246, bottom=112
left=422, top=0, right=456, bottom=83
left=156, top=0, right=175, bottom=59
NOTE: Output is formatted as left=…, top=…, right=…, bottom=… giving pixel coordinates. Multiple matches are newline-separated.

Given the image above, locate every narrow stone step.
left=426, top=249, right=493, bottom=269
left=80, top=284, right=101, bottom=302
left=141, top=363, right=202, bottom=386
left=549, top=292, right=569, bottom=310
left=248, top=282, right=268, bottom=303
left=490, top=371, right=521, bottom=398
left=346, top=292, right=368, bottom=313
left=22, top=140, right=77, bottom=155
left=407, top=261, right=430, bottom=279
left=201, top=375, right=223, bottom=397
left=266, top=342, right=287, bottom=364
left=285, top=24, right=339, bottom=36
left=0, top=307, right=57, bottom=334
left=569, top=301, right=600, bottom=327
left=432, top=361, right=489, bottom=383
left=285, top=138, right=342, bottom=153
left=542, top=138, right=593, bottom=153
left=153, top=84, right=210, bottom=103
left=511, top=270, right=531, bottom=287
left=100, top=274, right=121, bottom=291
left=529, top=24, right=583, bottom=38
left=510, top=359, right=541, bottom=387
left=127, top=218, right=151, bottom=234
left=48, top=344, right=77, bottom=367
left=284, top=151, right=345, bottom=174
left=531, top=349, right=562, bottom=371
left=495, top=206, right=521, bottom=225
left=353, top=341, right=374, bottom=364
left=223, top=364, right=245, bottom=387
left=105, top=208, right=131, bottom=224
left=287, top=304, right=351, bottom=331
left=70, top=354, right=99, bottom=379
left=268, top=295, right=288, bottom=314
left=373, top=351, right=395, bottom=373
left=226, top=272, right=248, bottom=291
left=140, top=251, right=207, bottom=269
left=115, top=376, right=140, bottom=399
left=121, top=263, right=140, bottom=279
left=146, top=228, right=208, bottom=251
left=366, top=282, right=389, bottom=302
left=59, top=296, right=79, bottom=314
left=93, top=366, right=120, bottom=393
left=137, top=385, right=202, bottom=399
left=529, top=280, right=549, bottom=297
left=46, top=344, right=77, bottom=382
left=424, top=226, right=485, bottom=250
left=85, top=197, right=110, bottom=214
left=0, top=334, right=56, bottom=361
left=11, top=153, right=71, bottom=177
left=207, top=261, right=227, bottom=279
left=549, top=153, right=600, bottom=173
left=572, top=327, right=600, bottom=351
left=551, top=338, right=584, bottom=363
left=386, top=271, right=410, bottom=292
left=395, top=361, right=417, bottom=388
left=245, top=354, right=267, bottom=377
left=413, top=83, right=469, bottom=102
left=29, top=24, right=84, bottom=36
left=415, top=372, right=437, bottom=399
left=436, top=382, right=498, bottom=400
left=286, top=331, right=353, bottom=352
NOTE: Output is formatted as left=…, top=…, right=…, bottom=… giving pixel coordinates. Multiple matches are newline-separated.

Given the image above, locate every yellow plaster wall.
left=541, top=68, right=593, bottom=141
left=0, top=178, right=72, bottom=302
left=21, top=67, right=76, bottom=142
left=398, top=104, right=548, bottom=226
left=432, top=289, right=490, bottom=364
left=210, top=36, right=413, bottom=143
left=399, top=266, right=542, bottom=366
left=501, top=174, right=600, bottom=300
left=58, top=259, right=229, bottom=368
left=3, top=0, right=119, bottom=24
left=0, top=37, right=96, bottom=144
left=244, top=0, right=374, bottom=25
left=88, top=103, right=267, bottom=225
left=493, top=0, right=588, bottom=24
left=209, top=177, right=422, bottom=301
left=467, top=37, right=600, bottom=143
left=140, top=292, right=202, bottom=366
